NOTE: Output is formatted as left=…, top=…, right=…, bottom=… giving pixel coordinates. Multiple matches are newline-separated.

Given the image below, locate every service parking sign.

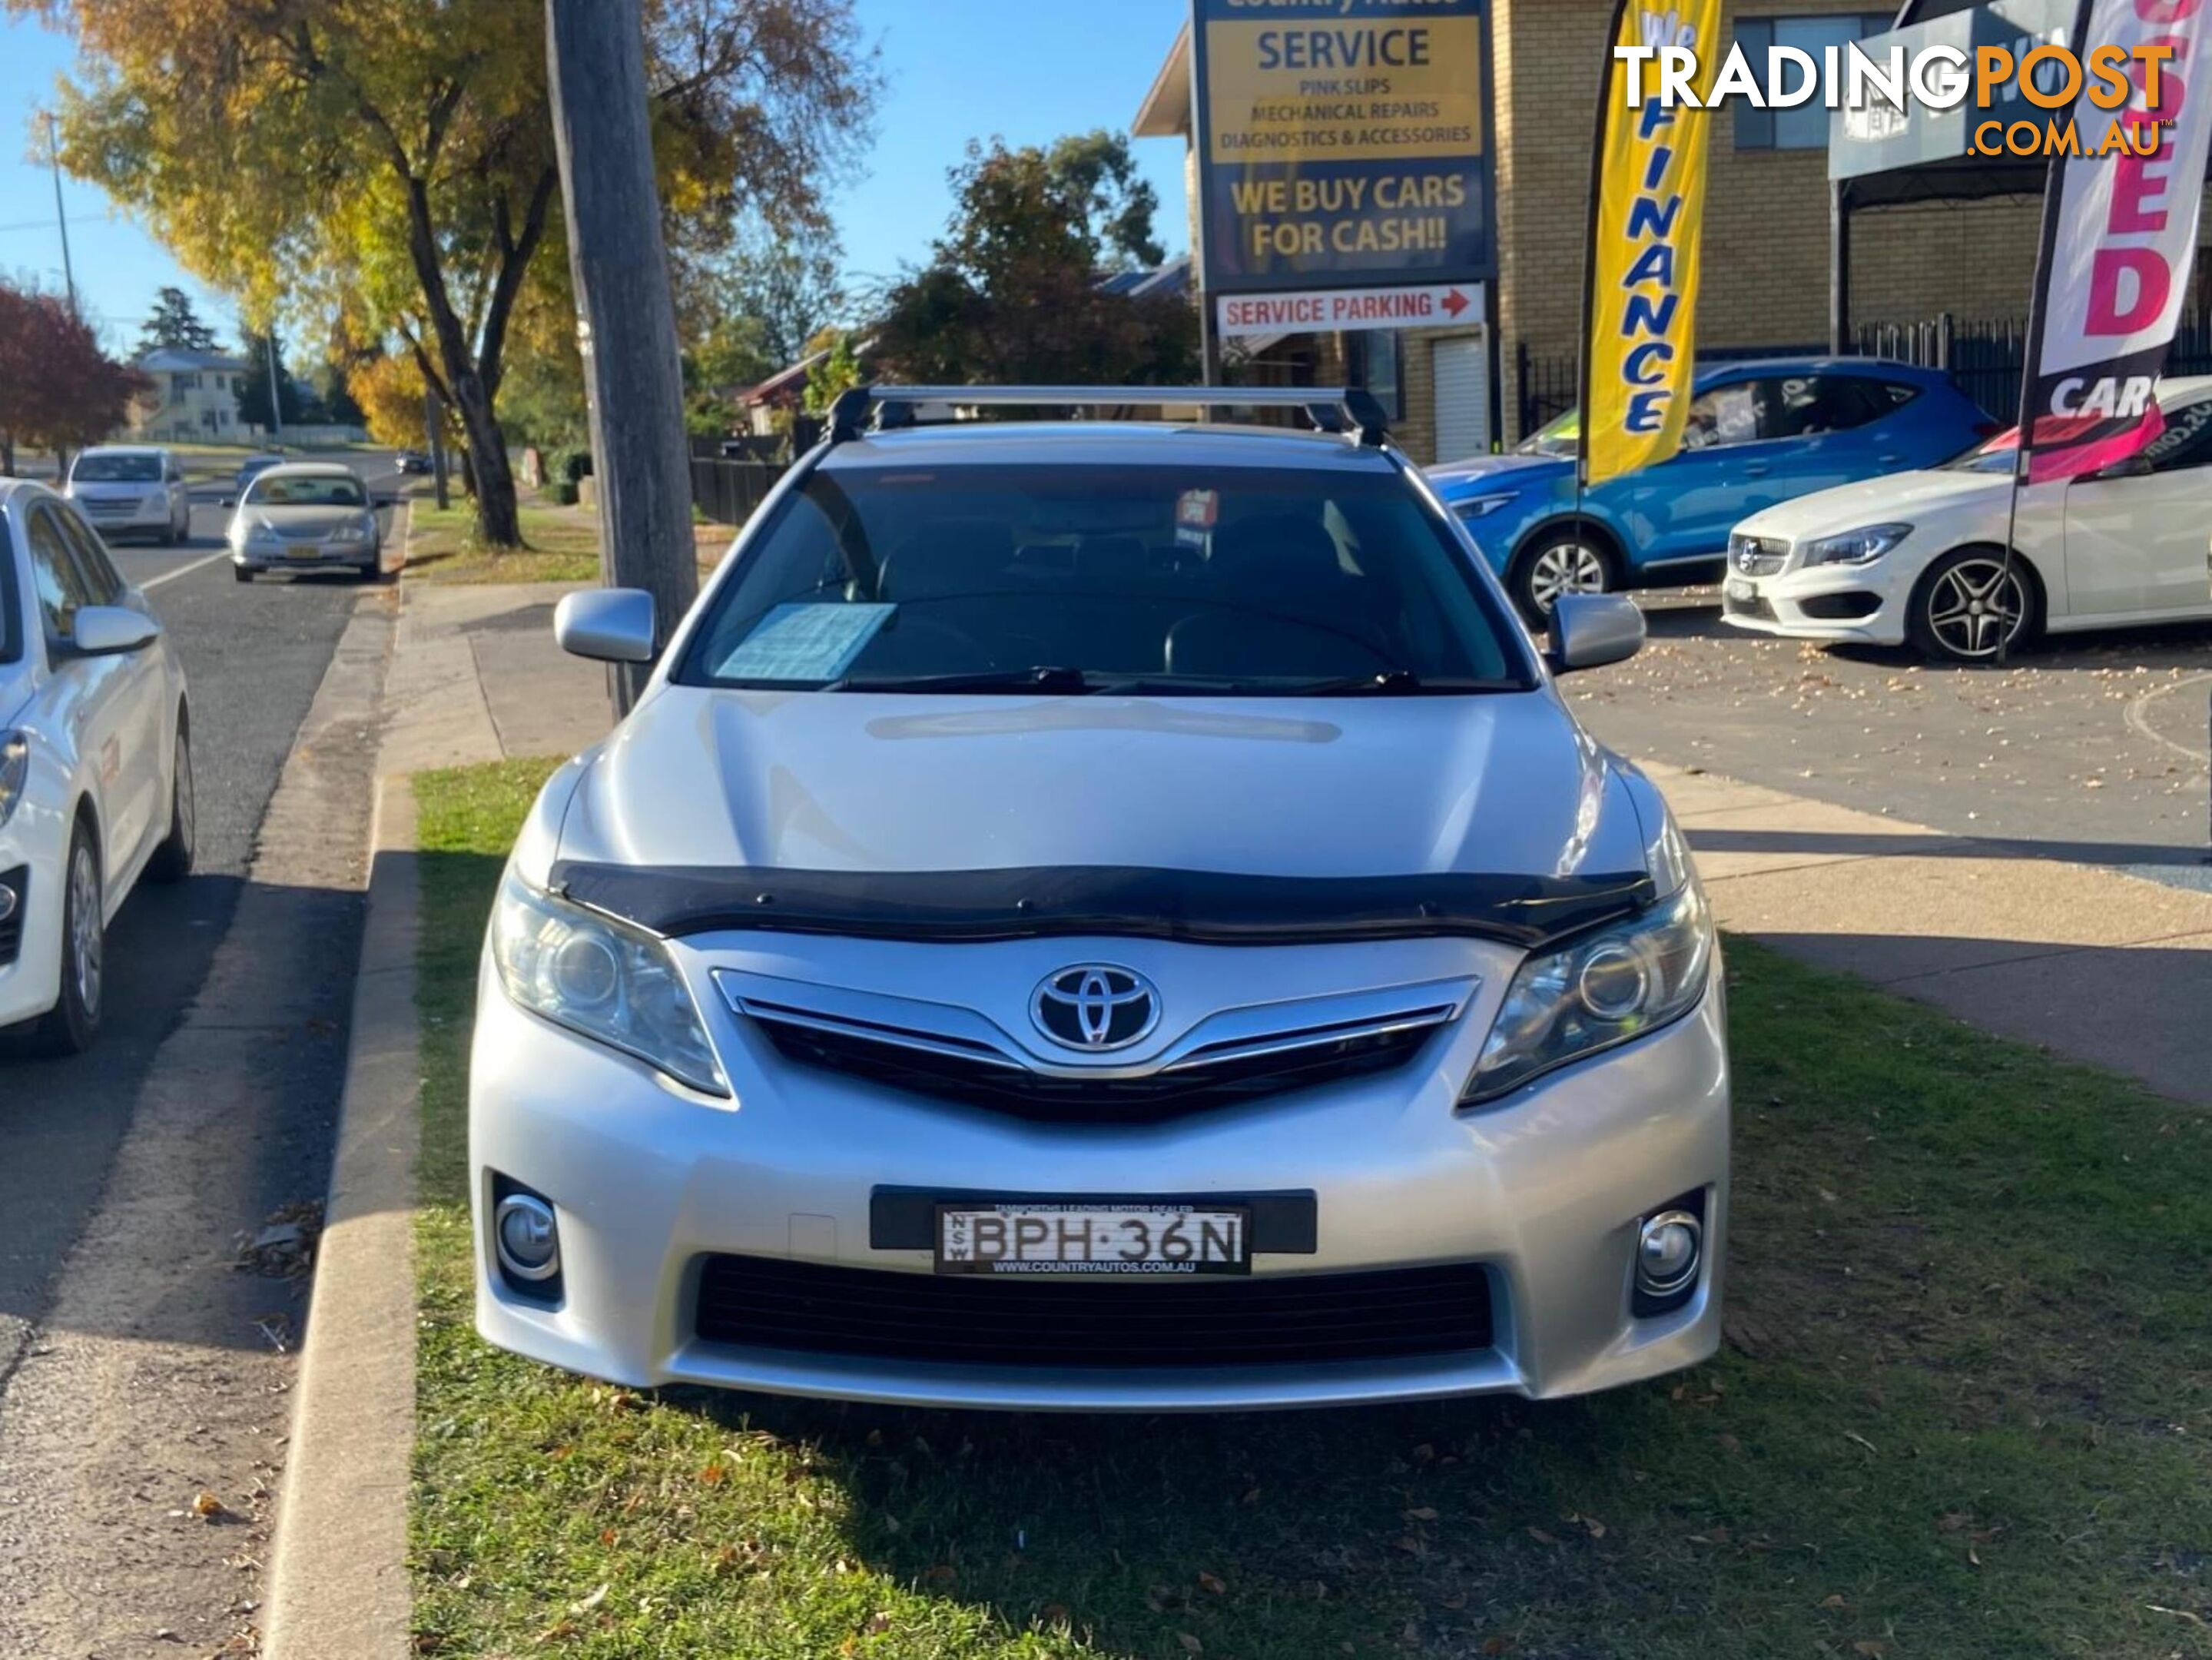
left=1191, top=0, right=1496, bottom=300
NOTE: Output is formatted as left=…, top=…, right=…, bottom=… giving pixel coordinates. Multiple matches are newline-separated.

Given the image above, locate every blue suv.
left=1428, top=358, right=1994, bottom=620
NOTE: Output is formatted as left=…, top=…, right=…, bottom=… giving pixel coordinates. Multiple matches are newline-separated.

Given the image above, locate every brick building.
left=1136, top=1, right=2131, bottom=465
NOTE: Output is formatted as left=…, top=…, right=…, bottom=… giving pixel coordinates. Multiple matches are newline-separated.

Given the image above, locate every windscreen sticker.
left=716, top=603, right=895, bottom=682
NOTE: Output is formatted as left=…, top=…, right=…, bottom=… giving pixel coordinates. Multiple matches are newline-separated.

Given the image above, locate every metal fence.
left=1857, top=312, right=2212, bottom=422
left=690, top=456, right=788, bottom=526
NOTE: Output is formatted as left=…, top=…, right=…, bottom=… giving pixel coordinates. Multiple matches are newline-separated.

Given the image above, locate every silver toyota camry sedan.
left=469, top=387, right=1728, bottom=1412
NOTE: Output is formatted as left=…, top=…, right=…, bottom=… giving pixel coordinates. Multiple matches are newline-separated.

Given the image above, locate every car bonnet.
left=545, top=686, right=1657, bottom=951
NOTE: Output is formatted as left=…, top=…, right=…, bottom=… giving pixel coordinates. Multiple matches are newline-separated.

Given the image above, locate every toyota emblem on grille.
left=1031, top=965, right=1160, bottom=1052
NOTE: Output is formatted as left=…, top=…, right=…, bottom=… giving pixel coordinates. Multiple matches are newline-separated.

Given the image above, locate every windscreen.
left=678, top=463, right=1530, bottom=695
left=1517, top=410, right=1580, bottom=459
left=249, top=474, right=366, bottom=508
left=71, top=454, right=161, bottom=483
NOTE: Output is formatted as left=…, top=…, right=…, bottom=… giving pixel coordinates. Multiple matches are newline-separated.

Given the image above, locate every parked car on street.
left=1721, top=377, right=2212, bottom=662
left=227, top=463, right=383, bottom=581
left=63, top=446, right=193, bottom=546
left=469, top=386, right=1729, bottom=1412
left=1428, top=359, right=1996, bottom=619
left=234, top=452, right=287, bottom=493
left=395, top=450, right=432, bottom=476
left=0, top=480, right=194, bottom=1054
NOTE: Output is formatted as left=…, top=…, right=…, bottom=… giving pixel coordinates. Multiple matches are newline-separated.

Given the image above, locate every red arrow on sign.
left=1441, top=288, right=1470, bottom=319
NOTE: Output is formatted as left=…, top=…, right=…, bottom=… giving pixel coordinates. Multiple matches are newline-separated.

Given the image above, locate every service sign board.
left=1216, top=280, right=1486, bottom=337
left=1190, top=0, right=1496, bottom=298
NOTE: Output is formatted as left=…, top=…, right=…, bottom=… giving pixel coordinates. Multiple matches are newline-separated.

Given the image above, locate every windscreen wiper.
left=1269, top=669, right=1506, bottom=696
left=825, top=666, right=1102, bottom=695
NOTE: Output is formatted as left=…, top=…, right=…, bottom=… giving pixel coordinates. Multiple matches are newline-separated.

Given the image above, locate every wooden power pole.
left=545, top=0, right=698, bottom=715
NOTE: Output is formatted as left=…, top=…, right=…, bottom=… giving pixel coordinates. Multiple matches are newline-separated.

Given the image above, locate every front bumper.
left=0, top=798, right=68, bottom=1031
left=1720, top=563, right=1909, bottom=645
left=233, top=540, right=377, bottom=573
left=469, top=945, right=1731, bottom=1411
left=76, top=500, right=172, bottom=536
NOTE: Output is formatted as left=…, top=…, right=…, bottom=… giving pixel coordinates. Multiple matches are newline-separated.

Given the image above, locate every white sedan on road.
left=1721, top=377, right=2212, bottom=662
left=228, top=463, right=383, bottom=581
left=0, top=480, right=194, bottom=1054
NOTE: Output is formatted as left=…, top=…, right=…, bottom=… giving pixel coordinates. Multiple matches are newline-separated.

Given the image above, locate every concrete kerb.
left=261, top=776, right=420, bottom=1660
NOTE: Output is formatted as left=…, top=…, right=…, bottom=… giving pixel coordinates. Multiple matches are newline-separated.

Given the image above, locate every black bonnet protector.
left=546, top=863, right=1658, bottom=950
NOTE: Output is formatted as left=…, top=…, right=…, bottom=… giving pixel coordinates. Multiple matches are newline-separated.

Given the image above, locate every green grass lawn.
left=403, top=498, right=605, bottom=585
left=411, top=760, right=2212, bottom=1660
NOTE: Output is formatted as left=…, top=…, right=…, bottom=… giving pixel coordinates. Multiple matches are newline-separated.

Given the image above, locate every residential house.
left=129, top=347, right=256, bottom=442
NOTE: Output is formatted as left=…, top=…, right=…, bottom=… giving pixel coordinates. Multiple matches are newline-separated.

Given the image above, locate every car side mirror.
left=555, top=587, right=656, bottom=665
left=70, top=606, right=161, bottom=657
left=1547, top=593, right=1644, bottom=674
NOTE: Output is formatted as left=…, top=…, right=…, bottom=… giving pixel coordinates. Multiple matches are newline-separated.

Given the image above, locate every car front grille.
left=751, top=1012, right=1445, bottom=1120
left=0, top=868, right=25, bottom=967
left=1728, top=535, right=1788, bottom=576
left=82, top=498, right=142, bottom=516
left=693, top=1254, right=1495, bottom=1368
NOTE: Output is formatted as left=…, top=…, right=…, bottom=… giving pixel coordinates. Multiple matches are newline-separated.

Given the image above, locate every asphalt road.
left=0, top=452, right=402, bottom=1392
left=1567, top=589, right=2212, bottom=890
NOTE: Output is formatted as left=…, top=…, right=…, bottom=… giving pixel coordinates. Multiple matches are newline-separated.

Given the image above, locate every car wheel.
left=234, top=564, right=253, bottom=584
left=32, top=824, right=103, bottom=1057
left=1510, top=528, right=1614, bottom=624
left=148, top=724, right=196, bottom=883
left=1908, top=549, right=2038, bottom=663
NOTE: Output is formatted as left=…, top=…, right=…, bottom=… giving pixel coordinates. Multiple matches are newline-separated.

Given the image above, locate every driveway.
left=1569, top=592, right=2212, bottom=891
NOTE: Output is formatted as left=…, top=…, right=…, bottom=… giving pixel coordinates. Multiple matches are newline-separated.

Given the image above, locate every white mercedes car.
left=1721, top=377, right=2212, bottom=662
left=1, top=481, right=194, bottom=1054
left=467, top=387, right=1729, bottom=1412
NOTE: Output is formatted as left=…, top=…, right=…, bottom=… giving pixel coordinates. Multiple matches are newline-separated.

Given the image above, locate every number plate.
left=935, top=1202, right=1249, bottom=1277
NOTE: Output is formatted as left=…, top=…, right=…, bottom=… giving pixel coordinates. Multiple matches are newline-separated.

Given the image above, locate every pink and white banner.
left=2023, top=0, right=2212, bottom=483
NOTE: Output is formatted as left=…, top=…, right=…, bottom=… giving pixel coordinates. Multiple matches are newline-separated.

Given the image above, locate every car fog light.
left=493, top=1193, right=561, bottom=1282
left=1636, top=1210, right=1702, bottom=1297
left=0, top=881, right=16, bottom=925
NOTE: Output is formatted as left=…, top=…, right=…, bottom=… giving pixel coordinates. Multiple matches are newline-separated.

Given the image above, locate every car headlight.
left=1453, top=493, right=1521, bottom=522
left=0, top=732, right=28, bottom=830
left=1461, top=883, right=1714, bottom=1105
left=1800, top=523, right=1911, bottom=568
left=330, top=518, right=371, bottom=543
left=489, top=872, right=728, bottom=1097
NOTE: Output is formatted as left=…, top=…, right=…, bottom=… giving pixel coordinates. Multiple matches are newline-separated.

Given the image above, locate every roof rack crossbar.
left=823, top=385, right=1393, bottom=448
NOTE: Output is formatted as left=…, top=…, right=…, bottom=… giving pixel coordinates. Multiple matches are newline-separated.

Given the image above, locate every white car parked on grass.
left=469, top=386, right=1729, bottom=1413
left=0, top=480, right=195, bottom=1054
left=65, top=445, right=194, bottom=546
left=1721, top=376, right=2212, bottom=662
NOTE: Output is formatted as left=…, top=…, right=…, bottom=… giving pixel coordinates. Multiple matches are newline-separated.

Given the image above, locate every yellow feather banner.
left=1582, top=0, right=1723, bottom=488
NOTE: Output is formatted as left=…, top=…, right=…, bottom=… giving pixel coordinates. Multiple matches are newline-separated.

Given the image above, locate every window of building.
left=1346, top=329, right=1404, bottom=420
left=1733, top=15, right=1896, bottom=151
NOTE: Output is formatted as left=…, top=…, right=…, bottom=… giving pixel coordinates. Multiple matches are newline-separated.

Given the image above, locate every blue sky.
left=0, top=2, right=1192, bottom=355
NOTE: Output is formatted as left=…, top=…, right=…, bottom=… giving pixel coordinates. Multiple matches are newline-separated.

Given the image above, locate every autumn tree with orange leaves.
left=15, top=0, right=877, bottom=545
